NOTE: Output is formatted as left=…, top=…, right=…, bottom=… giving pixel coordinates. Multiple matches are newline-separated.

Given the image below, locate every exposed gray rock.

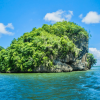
left=64, top=55, right=70, bottom=63
left=33, top=60, right=73, bottom=73
left=70, top=59, right=87, bottom=71
left=53, top=60, right=73, bottom=72
left=59, top=53, right=75, bottom=63
left=81, top=53, right=87, bottom=63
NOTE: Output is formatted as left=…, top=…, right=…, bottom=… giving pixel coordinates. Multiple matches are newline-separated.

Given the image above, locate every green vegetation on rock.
left=0, top=21, right=96, bottom=72
left=87, top=53, right=97, bottom=69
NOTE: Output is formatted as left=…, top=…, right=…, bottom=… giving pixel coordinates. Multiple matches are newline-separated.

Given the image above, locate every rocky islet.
left=0, top=21, right=96, bottom=73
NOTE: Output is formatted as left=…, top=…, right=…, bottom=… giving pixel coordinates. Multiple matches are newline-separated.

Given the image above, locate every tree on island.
left=87, top=53, right=97, bottom=69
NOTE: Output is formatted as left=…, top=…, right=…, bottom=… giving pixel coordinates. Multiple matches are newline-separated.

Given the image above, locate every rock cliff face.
left=34, top=36, right=89, bottom=72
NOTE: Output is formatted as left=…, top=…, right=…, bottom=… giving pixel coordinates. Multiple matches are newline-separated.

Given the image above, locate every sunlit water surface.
left=0, top=66, right=100, bottom=100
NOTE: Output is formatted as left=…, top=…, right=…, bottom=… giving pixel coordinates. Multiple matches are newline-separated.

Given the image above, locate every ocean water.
left=0, top=66, right=100, bottom=100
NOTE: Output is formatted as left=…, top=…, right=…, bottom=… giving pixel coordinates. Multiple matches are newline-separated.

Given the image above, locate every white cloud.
left=0, top=23, right=14, bottom=36
left=44, top=10, right=73, bottom=23
left=89, top=48, right=100, bottom=59
left=6, top=23, right=14, bottom=29
left=65, top=10, right=73, bottom=21
left=89, top=48, right=100, bottom=65
left=82, top=11, right=100, bottom=24
left=79, top=14, right=83, bottom=19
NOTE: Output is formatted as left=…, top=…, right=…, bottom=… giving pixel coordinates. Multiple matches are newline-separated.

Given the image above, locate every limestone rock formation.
left=1, top=21, right=96, bottom=73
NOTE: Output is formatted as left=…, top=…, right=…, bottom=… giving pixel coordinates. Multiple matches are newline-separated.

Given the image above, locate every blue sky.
left=0, top=0, right=100, bottom=65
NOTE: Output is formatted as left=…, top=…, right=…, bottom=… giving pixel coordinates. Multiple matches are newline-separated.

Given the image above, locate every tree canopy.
left=87, top=53, right=97, bottom=69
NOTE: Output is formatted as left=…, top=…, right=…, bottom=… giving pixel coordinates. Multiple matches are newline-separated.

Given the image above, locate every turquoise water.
left=0, top=67, right=100, bottom=100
